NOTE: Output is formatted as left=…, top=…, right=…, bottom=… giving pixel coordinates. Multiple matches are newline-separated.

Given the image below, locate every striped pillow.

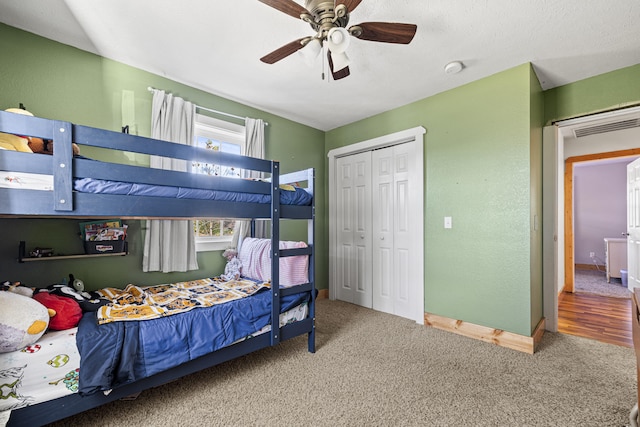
left=238, top=238, right=309, bottom=287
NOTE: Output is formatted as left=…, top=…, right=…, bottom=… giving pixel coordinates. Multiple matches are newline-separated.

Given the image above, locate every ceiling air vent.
left=573, top=118, right=640, bottom=138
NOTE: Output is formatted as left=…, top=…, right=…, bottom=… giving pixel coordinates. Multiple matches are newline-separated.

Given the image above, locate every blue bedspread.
left=76, top=290, right=308, bottom=395
left=73, top=178, right=313, bottom=205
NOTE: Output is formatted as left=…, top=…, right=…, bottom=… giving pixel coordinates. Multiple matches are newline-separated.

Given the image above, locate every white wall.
left=564, top=125, right=640, bottom=158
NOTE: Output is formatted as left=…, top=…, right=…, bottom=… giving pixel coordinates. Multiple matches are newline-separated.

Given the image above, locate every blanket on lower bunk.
left=94, top=278, right=269, bottom=324
left=77, top=289, right=308, bottom=395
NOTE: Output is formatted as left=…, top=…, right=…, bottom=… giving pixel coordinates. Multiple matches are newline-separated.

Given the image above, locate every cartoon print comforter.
left=94, top=278, right=270, bottom=324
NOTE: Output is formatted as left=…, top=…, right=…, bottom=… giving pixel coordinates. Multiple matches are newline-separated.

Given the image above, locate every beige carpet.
left=47, top=299, right=637, bottom=427
left=575, top=268, right=632, bottom=298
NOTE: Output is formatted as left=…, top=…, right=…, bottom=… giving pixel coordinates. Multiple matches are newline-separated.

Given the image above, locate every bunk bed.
left=0, top=110, right=316, bottom=426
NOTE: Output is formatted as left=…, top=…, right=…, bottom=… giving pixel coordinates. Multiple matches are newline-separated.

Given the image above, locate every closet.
left=329, top=127, right=425, bottom=323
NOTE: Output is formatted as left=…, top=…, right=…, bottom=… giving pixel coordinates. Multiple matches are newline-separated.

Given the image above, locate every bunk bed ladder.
left=270, top=161, right=281, bottom=347
left=307, top=168, right=316, bottom=353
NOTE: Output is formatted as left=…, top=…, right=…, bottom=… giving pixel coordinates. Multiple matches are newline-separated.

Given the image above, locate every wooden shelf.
left=18, top=240, right=127, bottom=263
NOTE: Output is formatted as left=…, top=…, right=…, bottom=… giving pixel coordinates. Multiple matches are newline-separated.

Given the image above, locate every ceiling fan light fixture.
left=299, top=38, right=322, bottom=66
left=330, top=51, right=350, bottom=72
left=326, top=27, right=350, bottom=54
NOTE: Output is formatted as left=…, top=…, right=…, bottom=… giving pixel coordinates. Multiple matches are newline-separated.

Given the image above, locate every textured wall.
left=327, top=64, right=539, bottom=336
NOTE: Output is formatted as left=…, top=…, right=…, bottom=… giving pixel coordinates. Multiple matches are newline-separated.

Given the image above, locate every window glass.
left=192, top=114, right=245, bottom=251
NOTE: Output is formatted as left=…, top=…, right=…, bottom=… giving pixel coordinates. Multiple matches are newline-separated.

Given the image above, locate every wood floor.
left=558, top=291, right=632, bottom=348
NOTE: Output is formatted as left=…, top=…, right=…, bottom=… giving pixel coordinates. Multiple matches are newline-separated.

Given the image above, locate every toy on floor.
left=221, top=248, right=242, bottom=281
left=0, top=291, right=51, bottom=353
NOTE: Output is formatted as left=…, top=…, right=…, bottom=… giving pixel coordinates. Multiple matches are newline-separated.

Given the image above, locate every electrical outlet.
left=589, top=252, right=595, bottom=258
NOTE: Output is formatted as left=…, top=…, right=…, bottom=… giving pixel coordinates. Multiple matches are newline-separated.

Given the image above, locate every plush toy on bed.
left=4, top=107, right=81, bottom=156
left=1, top=280, right=34, bottom=297
left=32, top=291, right=83, bottom=331
left=27, top=135, right=81, bottom=156
left=0, top=291, right=51, bottom=353
left=221, top=248, right=242, bottom=281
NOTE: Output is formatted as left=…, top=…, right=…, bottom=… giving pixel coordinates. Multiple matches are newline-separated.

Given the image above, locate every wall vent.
left=573, top=118, right=640, bottom=138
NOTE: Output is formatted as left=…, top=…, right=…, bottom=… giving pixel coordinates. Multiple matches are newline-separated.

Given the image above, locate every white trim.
left=555, top=105, right=640, bottom=128
left=195, top=239, right=232, bottom=252
left=542, top=125, right=560, bottom=332
left=556, top=105, right=640, bottom=140
left=327, top=126, right=426, bottom=159
left=328, top=126, right=426, bottom=324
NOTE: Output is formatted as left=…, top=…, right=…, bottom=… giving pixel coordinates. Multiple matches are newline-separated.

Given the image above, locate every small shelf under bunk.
left=18, top=240, right=128, bottom=263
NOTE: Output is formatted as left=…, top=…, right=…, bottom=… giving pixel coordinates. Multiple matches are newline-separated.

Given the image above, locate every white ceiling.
left=1, top=0, right=639, bottom=131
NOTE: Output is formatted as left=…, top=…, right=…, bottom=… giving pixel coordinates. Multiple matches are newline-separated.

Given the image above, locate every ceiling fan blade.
left=257, top=0, right=310, bottom=20
left=260, top=38, right=306, bottom=64
left=327, top=50, right=350, bottom=80
left=350, top=22, right=417, bottom=44
left=336, top=0, right=364, bottom=13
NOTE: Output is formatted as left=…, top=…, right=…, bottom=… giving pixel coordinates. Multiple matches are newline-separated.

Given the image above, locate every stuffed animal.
left=0, top=132, right=32, bottom=152
left=27, top=136, right=80, bottom=156
left=44, top=282, right=110, bottom=312
left=4, top=107, right=80, bottom=156
left=1, top=280, right=34, bottom=298
left=221, top=248, right=242, bottom=281
left=33, top=292, right=83, bottom=331
left=0, top=291, right=51, bottom=353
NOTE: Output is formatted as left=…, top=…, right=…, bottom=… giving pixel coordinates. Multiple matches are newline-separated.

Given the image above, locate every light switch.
left=444, top=216, right=452, bottom=229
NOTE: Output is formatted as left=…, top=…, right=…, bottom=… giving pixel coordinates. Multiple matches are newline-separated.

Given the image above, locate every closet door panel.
left=372, top=147, right=395, bottom=314
left=392, top=145, right=417, bottom=320
left=336, top=152, right=372, bottom=307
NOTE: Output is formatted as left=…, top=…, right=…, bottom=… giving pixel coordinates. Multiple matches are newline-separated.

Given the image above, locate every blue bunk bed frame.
left=0, top=110, right=316, bottom=426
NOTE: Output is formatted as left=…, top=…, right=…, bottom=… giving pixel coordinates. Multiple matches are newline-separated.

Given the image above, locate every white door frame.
left=544, top=105, right=640, bottom=332
left=328, top=126, right=426, bottom=324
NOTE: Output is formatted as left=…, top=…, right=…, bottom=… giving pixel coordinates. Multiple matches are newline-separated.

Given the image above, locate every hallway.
left=558, top=291, right=632, bottom=348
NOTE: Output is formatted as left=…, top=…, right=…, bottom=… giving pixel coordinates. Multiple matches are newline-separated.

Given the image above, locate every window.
left=192, top=114, right=245, bottom=252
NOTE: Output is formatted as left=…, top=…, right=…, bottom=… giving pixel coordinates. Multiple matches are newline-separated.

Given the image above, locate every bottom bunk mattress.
left=0, top=288, right=309, bottom=418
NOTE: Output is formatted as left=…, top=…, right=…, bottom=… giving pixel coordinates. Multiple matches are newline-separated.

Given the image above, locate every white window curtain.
left=231, top=118, right=266, bottom=249
left=143, top=89, right=199, bottom=272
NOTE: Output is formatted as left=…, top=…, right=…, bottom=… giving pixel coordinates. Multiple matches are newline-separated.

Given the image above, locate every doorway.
left=328, top=127, right=425, bottom=324
left=543, top=105, right=640, bottom=333
left=561, top=154, right=640, bottom=293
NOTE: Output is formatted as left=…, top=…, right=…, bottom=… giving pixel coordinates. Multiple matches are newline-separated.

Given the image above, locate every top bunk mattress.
left=0, top=171, right=312, bottom=206
left=73, top=177, right=312, bottom=205
left=0, top=111, right=315, bottom=217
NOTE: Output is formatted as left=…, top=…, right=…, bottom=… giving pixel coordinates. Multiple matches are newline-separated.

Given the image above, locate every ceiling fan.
left=258, top=0, right=417, bottom=80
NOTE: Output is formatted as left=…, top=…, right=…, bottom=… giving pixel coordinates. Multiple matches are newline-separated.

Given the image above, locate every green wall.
left=544, top=63, right=640, bottom=124
left=326, top=64, right=541, bottom=336
left=529, top=66, right=544, bottom=331
left=0, top=23, right=326, bottom=290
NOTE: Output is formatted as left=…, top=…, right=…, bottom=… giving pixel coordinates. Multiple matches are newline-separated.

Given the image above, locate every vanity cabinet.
left=604, top=237, right=627, bottom=283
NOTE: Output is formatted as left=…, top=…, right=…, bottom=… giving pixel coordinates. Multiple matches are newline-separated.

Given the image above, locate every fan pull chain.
left=321, top=45, right=326, bottom=81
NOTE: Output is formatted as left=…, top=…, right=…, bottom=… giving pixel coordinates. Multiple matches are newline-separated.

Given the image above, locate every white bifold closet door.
left=336, top=151, right=373, bottom=307
left=335, top=141, right=421, bottom=320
